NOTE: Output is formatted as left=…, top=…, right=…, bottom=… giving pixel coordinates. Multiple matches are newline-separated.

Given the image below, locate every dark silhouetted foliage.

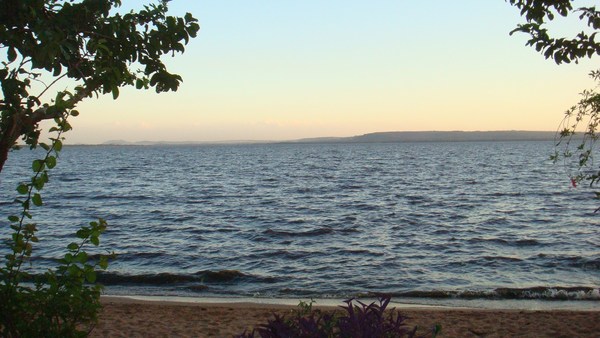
left=508, top=0, right=600, bottom=208
left=236, top=297, right=441, bottom=338
left=507, top=0, right=600, bottom=65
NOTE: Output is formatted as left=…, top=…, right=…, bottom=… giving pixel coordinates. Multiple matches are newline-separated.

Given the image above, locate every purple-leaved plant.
left=235, top=296, right=440, bottom=338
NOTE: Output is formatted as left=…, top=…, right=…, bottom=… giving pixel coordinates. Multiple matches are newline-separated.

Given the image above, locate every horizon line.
left=66, top=130, right=559, bottom=146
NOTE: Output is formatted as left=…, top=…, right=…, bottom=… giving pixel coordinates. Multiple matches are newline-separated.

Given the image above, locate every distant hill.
left=100, top=131, right=558, bottom=146
left=293, top=131, right=557, bottom=143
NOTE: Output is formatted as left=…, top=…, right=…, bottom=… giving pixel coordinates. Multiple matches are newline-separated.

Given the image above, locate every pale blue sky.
left=62, top=1, right=597, bottom=143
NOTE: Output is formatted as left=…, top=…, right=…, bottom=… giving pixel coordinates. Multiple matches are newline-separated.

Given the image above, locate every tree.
left=508, top=0, right=600, bottom=64
left=0, top=0, right=199, bottom=171
left=0, top=1, right=198, bottom=336
left=508, top=0, right=600, bottom=207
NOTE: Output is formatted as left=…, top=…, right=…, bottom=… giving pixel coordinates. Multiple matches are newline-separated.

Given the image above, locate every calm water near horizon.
left=1, top=141, right=599, bottom=306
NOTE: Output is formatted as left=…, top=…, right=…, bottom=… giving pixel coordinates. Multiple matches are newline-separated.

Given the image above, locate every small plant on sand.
left=236, top=296, right=441, bottom=338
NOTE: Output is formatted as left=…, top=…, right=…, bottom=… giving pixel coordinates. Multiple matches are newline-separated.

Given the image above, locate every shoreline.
left=93, top=296, right=600, bottom=337
left=101, top=293, right=600, bottom=311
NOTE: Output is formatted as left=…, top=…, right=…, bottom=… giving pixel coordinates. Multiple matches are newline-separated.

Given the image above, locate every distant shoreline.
left=90, top=130, right=559, bottom=146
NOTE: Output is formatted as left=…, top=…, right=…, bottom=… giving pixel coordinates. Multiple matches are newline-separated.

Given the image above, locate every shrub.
left=236, top=296, right=441, bottom=338
left=0, top=134, right=113, bottom=337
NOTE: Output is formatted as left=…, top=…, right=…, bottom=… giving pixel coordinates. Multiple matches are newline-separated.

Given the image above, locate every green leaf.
left=67, top=242, right=79, bottom=251
left=25, top=223, right=36, bottom=232
left=71, top=110, right=79, bottom=117
left=32, top=159, right=44, bottom=172
left=46, top=156, right=57, bottom=169
left=90, top=236, right=100, bottom=246
left=32, top=176, right=46, bottom=191
left=76, top=228, right=89, bottom=239
left=111, top=86, right=120, bottom=99
left=17, top=184, right=28, bottom=194
left=8, top=215, right=19, bottom=222
left=67, top=265, right=81, bottom=277
left=7, top=47, right=17, bottom=62
left=99, top=257, right=109, bottom=270
left=75, top=251, right=88, bottom=263
left=85, top=270, right=97, bottom=283
left=32, top=193, right=43, bottom=206
left=54, top=139, right=63, bottom=152
left=53, top=63, right=62, bottom=76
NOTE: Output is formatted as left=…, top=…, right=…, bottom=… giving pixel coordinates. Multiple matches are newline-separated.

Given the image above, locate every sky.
left=51, top=1, right=598, bottom=144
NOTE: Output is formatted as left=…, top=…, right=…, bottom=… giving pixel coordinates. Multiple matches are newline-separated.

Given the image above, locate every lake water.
left=1, top=141, right=598, bottom=305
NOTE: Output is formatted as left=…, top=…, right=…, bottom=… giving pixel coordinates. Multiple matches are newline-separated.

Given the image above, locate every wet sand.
left=89, top=296, right=600, bottom=337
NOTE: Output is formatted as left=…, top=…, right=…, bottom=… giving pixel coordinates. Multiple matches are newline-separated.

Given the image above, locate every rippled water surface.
left=1, top=142, right=598, bottom=300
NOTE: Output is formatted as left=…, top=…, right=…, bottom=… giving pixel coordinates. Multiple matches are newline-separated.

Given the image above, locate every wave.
left=363, top=286, right=600, bottom=301
left=263, top=227, right=334, bottom=237
left=98, top=272, right=199, bottom=285
left=96, top=270, right=270, bottom=285
left=493, top=287, right=600, bottom=300
left=534, top=254, right=600, bottom=271
left=21, top=269, right=599, bottom=301
left=482, top=256, right=523, bottom=262
left=93, top=194, right=153, bottom=200
left=467, top=237, right=544, bottom=247
left=94, top=270, right=599, bottom=301
left=340, top=249, right=385, bottom=257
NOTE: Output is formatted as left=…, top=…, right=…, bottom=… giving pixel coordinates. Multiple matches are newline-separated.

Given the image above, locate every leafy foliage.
left=507, top=0, right=600, bottom=64
left=0, top=0, right=199, bottom=170
left=1, top=1, right=198, bottom=336
left=0, top=122, right=114, bottom=337
left=552, top=70, right=600, bottom=206
left=236, top=297, right=441, bottom=338
left=508, top=0, right=600, bottom=206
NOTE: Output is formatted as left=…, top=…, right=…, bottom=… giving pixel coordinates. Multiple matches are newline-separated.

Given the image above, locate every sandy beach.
left=90, top=297, right=600, bottom=338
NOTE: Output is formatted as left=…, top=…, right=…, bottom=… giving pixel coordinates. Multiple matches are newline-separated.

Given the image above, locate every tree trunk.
left=0, top=114, right=23, bottom=173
